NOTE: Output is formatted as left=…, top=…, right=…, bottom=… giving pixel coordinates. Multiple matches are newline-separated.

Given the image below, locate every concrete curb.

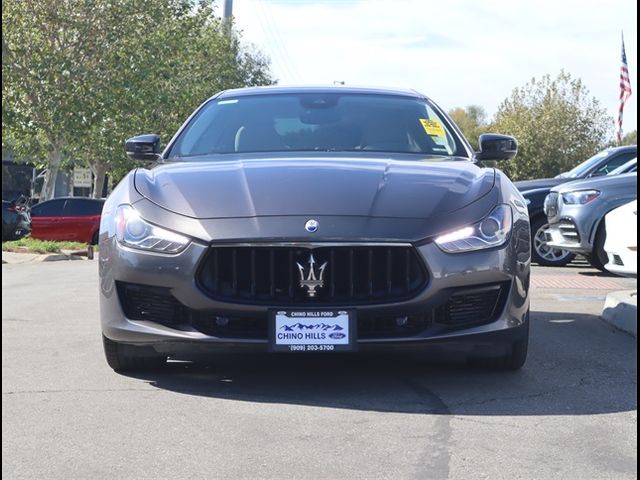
left=601, top=290, right=638, bottom=337
left=2, top=250, right=91, bottom=264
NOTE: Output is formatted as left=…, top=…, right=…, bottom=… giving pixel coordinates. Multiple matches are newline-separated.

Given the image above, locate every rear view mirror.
left=125, top=134, right=162, bottom=162
left=475, top=133, right=518, bottom=162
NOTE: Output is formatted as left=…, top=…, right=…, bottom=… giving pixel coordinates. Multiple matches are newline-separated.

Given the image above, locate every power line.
left=253, top=0, right=301, bottom=83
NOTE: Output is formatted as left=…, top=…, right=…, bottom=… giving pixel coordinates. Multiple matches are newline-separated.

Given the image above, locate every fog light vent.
left=439, top=282, right=510, bottom=327
left=117, top=282, right=185, bottom=326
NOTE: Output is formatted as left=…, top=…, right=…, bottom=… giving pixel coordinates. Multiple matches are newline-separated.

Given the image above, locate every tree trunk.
left=91, top=162, right=107, bottom=199
left=41, top=145, right=62, bottom=200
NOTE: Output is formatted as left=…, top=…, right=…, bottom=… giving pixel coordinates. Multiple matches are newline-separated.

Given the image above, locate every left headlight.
left=115, top=205, right=190, bottom=253
left=435, top=204, right=513, bottom=253
left=561, top=190, right=601, bottom=205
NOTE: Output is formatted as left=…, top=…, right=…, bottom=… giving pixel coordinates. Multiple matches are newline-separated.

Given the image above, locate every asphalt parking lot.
left=2, top=260, right=637, bottom=480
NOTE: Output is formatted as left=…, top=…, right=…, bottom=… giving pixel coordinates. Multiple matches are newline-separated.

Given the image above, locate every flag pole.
left=617, top=31, right=632, bottom=145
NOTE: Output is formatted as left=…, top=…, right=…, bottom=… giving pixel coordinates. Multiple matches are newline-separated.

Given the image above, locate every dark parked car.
left=30, top=197, right=104, bottom=244
left=100, top=86, right=531, bottom=373
left=2, top=199, right=30, bottom=241
left=515, top=145, right=637, bottom=266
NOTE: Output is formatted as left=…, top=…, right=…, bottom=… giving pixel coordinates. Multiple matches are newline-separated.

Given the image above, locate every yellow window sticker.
left=419, top=118, right=446, bottom=138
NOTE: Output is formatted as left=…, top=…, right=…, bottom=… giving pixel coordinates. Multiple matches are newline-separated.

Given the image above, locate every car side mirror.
left=475, top=133, right=518, bottom=162
left=125, top=134, right=162, bottom=162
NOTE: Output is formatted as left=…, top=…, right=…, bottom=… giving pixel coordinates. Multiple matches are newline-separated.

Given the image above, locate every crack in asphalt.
left=450, top=416, right=524, bottom=429
left=397, top=375, right=452, bottom=480
left=442, top=375, right=635, bottom=410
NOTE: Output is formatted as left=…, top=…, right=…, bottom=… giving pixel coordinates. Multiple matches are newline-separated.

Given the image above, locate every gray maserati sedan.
left=99, top=86, right=531, bottom=372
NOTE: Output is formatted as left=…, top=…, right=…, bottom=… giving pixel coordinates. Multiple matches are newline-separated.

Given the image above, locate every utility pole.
left=223, top=0, right=233, bottom=20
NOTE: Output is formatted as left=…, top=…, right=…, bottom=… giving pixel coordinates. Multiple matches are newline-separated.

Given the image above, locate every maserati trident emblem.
left=296, top=254, right=328, bottom=297
left=305, top=219, right=319, bottom=233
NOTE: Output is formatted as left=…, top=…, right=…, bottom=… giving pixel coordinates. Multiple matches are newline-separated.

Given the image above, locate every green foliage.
left=448, top=105, right=487, bottom=150
left=490, top=71, right=613, bottom=181
left=2, top=0, right=275, bottom=196
left=2, top=238, right=89, bottom=254
left=620, top=130, right=637, bottom=146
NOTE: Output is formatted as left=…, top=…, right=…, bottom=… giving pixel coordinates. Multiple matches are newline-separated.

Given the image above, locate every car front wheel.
left=102, top=335, right=166, bottom=372
left=531, top=216, right=575, bottom=267
left=586, top=222, right=609, bottom=272
left=470, top=311, right=529, bottom=370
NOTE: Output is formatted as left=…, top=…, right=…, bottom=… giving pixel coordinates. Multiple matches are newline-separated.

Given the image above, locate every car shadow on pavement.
left=578, top=270, right=626, bottom=278
left=125, top=310, right=637, bottom=417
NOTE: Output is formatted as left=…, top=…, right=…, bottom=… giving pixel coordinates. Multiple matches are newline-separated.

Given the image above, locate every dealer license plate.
left=270, top=310, right=355, bottom=352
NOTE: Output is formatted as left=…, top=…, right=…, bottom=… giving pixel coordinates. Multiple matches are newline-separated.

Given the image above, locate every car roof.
left=217, top=84, right=427, bottom=100
left=554, top=171, right=637, bottom=192
left=604, top=145, right=637, bottom=154
left=37, top=197, right=105, bottom=203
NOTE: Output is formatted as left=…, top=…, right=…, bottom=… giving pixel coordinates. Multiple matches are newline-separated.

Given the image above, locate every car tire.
left=497, top=333, right=529, bottom=371
left=102, top=335, right=166, bottom=372
left=91, top=231, right=99, bottom=245
left=471, top=311, right=529, bottom=371
left=586, top=222, right=608, bottom=272
left=530, top=216, right=575, bottom=267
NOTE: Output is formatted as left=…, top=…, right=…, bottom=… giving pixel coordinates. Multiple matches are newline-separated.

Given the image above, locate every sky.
left=221, top=0, right=638, bottom=136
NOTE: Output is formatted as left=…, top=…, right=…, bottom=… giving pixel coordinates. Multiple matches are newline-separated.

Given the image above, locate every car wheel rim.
left=534, top=223, right=572, bottom=262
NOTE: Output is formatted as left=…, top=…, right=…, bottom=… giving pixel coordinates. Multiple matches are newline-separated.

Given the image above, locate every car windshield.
left=168, top=93, right=468, bottom=159
left=608, top=157, right=637, bottom=175
left=562, top=150, right=610, bottom=178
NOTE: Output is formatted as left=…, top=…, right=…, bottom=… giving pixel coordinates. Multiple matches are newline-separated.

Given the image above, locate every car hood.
left=551, top=172, right=638, bottom=193
left=514, top=177, right=568, bottom=192
left=134, top=155, right=495, bottom=220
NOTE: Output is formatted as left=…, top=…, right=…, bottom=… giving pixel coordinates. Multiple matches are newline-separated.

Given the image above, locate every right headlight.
left=435, top=204, right=513, bottom=253
left=114, top=205, right=190, bottom=253
left=561, top=190, right=601, bottom=205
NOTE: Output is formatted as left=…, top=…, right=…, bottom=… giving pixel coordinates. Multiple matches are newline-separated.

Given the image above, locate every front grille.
left=117, top=282, right=187, bottom=327
left=196, top=245, right=428, bottom=306
left=558, top=219, right=580, bottom=243
left=437, top=282, right=510, bottom=327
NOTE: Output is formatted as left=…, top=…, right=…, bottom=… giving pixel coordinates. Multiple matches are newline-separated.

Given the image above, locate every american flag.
left=617, top=33, right=632, bottom=143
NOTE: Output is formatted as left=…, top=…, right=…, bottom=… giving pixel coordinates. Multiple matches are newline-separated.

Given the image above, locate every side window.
left=30, top=199, right=66, bottom=217
left=65, top=200, right=104, bottom=216
left=592, top=152, right=637, bottom=176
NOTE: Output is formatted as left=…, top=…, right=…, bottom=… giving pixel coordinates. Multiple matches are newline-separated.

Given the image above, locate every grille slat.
left=231, top=249, right=238, bottom=295
left=404, top=249, right=410, bottom=291
left=288, top=250, right=294, bottom=299
left=330, top=249, right=336, bottom=297
left=386, top=248, right=392, bottom=294
left=250, top=249, right=256, bottom=297
left=269, top=249, right=275, bottom=297
left=559, top=220, right=581, bottom=242
left=349, top=248, right=355, bottom=297
left=197, top=245, right=428, bottom=306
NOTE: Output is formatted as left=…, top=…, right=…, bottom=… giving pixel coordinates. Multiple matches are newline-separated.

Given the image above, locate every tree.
left=490, top=71, right=613, bottom=181
left=620, top=130, right=637, bottom=146
left=2, top=0, right=140, bottom=199
left=2, top=0, right=274, bottom=199
left=74, top=3, right=274, bottom=196
left=448, top=105, right=487, bottom=150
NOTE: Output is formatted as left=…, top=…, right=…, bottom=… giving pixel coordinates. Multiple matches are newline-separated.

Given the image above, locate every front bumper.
left=604, top=249, right=638, bottom=277
left=99, top=233, right=531, bottom=356
left=546, top=218, right=593, bottom=254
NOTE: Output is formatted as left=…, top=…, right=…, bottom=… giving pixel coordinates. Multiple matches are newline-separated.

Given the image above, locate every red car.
left=29, top=197, right=105, bottom=244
